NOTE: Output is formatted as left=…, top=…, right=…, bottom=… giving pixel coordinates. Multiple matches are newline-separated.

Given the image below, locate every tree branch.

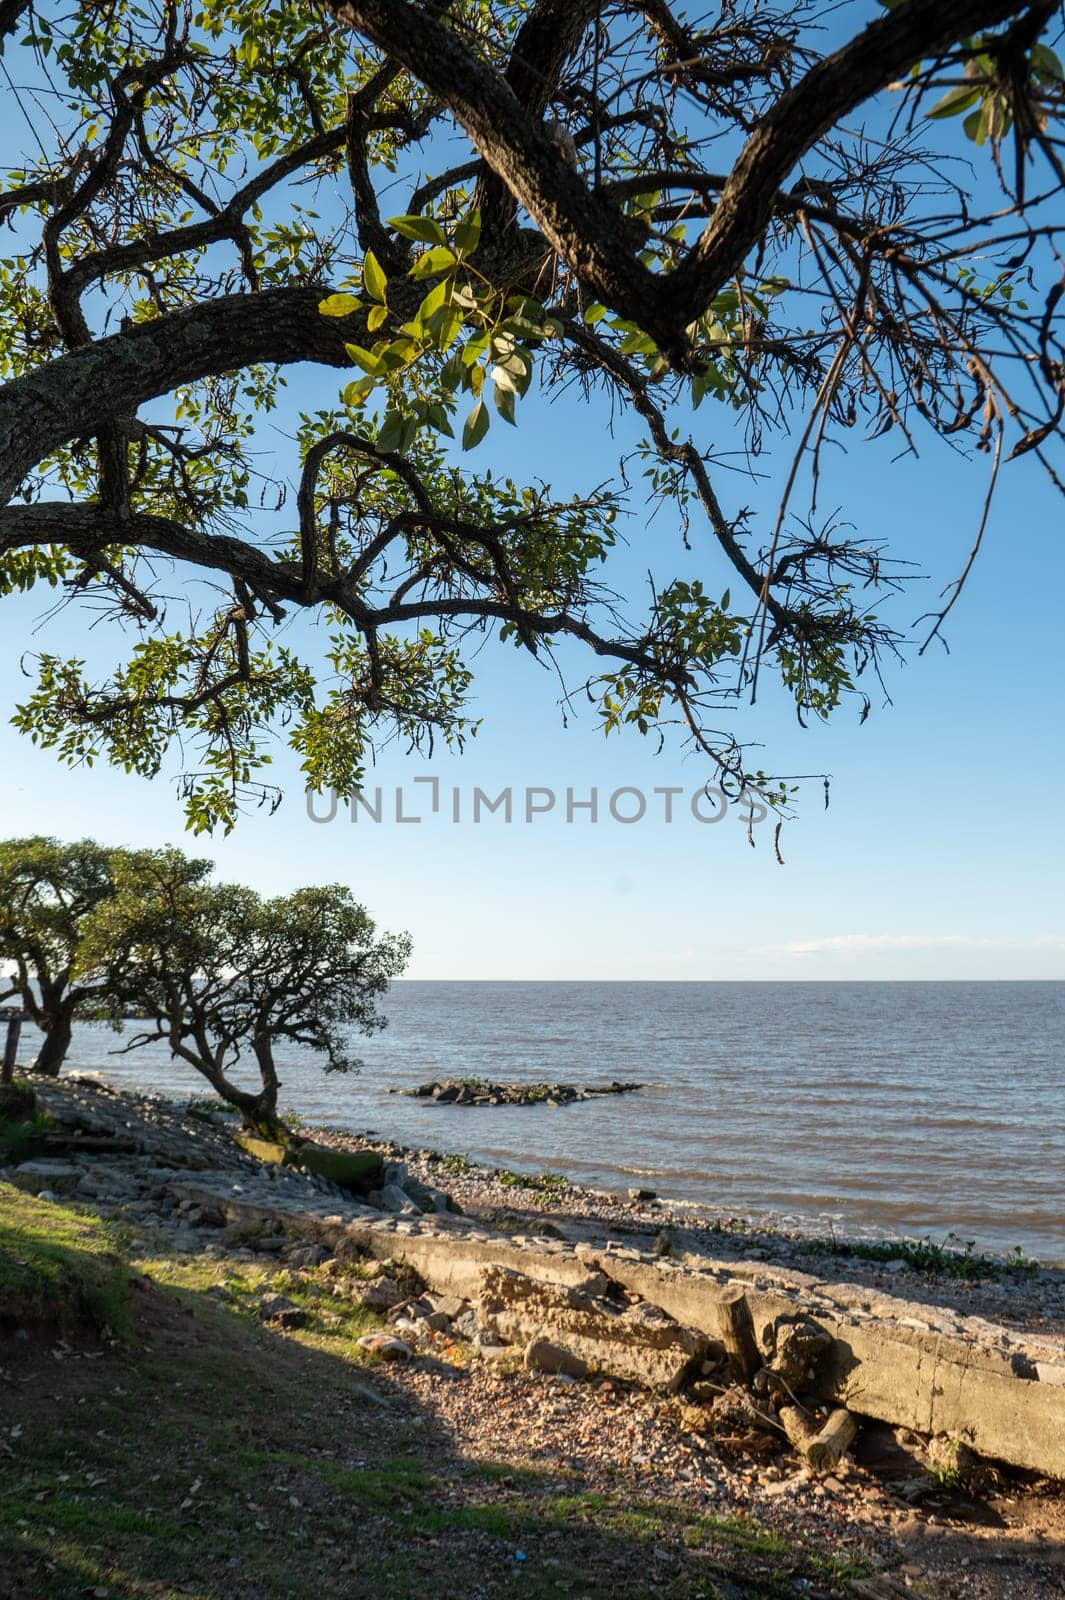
left=327, top=0, right=1048, bottom=359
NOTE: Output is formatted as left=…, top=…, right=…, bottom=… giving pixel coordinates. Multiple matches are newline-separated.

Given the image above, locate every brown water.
left=22, top=981, right=1065, bottom=1263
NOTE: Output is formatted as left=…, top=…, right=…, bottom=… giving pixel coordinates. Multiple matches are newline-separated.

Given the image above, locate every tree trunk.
left=31, top=1008, right=73, bottom=1077
left=246, top=1034, right=281, bottom=1135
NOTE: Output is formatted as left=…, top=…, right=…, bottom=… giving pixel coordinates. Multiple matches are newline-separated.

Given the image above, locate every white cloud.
left=750, top=932, right=1065, bottom=958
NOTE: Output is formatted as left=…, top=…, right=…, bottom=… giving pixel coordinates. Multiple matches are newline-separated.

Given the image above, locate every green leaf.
left=376, top=409, right=407, bottom=452
left=410, top=246, right=458, bottom=279
left=419, top=278, right=450, bottom=321
left=426, top=403, right=454, bottom=438
left=462, top=399, right=489, bottom=450
left=319, top=292, right=363, bottom=318
left=454, top=210, right=481, bottom=256
left=389, top=214, right=447, bottom=245
left=430, top=310, right=464, bottom=351
left=366, top=304, right=389, bottom=332
left=927, top=85, right=981, bottom=119
left=439, top=352, right=464, bottom=391
left=342, top=376, right=377, bottom=406
left=343, top=343, right=380, bottom=374
left=1032, top=43, right=1063, bottom=81
left=492, top=382, right=516, bottom=425
left=362, top=250, right=387, bottom=303
left=964, top=104, right=991, bottom=145
left=583, top=303, right=608, bottom=325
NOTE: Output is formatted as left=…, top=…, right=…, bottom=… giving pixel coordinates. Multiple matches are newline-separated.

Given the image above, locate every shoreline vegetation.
left=1, top=1075, right=1063, bottom=1600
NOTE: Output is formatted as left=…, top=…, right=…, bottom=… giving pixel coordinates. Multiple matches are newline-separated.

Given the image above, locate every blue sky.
left=2, top=348, right=1062, bottom=981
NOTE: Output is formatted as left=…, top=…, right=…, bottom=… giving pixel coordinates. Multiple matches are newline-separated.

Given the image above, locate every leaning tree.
left=1, top=1, right=1062, bottom=832
left=77, top=851, right=412, bottom=1130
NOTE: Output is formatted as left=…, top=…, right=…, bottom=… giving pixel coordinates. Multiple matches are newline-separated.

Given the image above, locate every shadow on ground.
left=0, top=1185, right=877, bottom=1600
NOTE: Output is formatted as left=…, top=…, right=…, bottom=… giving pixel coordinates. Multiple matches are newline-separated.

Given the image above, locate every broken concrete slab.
left=477, top=1266, right=706, bottom=1392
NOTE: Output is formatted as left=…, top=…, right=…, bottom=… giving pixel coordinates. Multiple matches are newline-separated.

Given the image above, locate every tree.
left=0, top=836, right=148, bottom=1075
left=1, top=1, right=1062, bottom=831
left=77, top=852, right=412, bottom=1131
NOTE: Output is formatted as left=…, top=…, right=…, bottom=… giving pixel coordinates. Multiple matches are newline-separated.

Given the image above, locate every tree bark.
left=2, top=1012, right=21, bottom=1082
left=31, top=1007, right=73, bottom=1077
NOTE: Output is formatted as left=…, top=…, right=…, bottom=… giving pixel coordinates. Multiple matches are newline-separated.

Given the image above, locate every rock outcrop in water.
left=393, top=1078, right=643, bottom=1107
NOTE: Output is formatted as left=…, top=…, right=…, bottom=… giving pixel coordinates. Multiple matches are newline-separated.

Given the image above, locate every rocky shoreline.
left=3, top=1076, right=1065, bottom=1598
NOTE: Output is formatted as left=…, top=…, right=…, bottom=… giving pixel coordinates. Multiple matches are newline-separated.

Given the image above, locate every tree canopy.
left=77, top=853, right=412, bottom=1126
left=0, top=835, right=411, bottom=1114
left=1, top=0, right=1062, bottom=830
left=0, top=836, right=138, bottom=1074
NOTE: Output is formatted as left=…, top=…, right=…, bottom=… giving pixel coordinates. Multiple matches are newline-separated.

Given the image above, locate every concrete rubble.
left=4, top=1076, right=1064, bottom=1478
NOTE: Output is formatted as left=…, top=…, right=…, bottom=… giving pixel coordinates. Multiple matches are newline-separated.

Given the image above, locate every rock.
left=426, top=1293, right=467, bottom=1320
left=219, top=1222, right=261, bottom=1248
left=258, top=1293, right=308, bottom=1330
left=452, top=1309, right=479, bottom=1341
left=272, top=1306, right=308, bottom=1330
left=402, top=1179, right=438, bottom=1212
left=357, top=1333, right=412, bottom=1361
left=36, top=1190, right=60, bottom=1203
left=348, top=1275, right=406, bottom=1311
left=629, top=1187, right=657, bottom=1203
left=525, top=1339, right=589, bottom=1380
left=284, top=1244, right=331, bottom=1269
left=764, top=1316, right=832, bottom=1390
left=10, top=1159, right=81, bottom=1194
left=477, top=1266, right=706, bottom=1392
left=405, top=1078, right=642, bottom=1107
left=711, top=1384, right=767, bottom=1436
left=420, top=1311, right=452, bottom=1333
left=379, top=1183, right=421, bottom=1215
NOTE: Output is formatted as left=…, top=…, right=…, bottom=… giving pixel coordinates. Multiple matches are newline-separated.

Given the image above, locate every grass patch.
left=0, top=1110, right=58, bottom=1163
left=796, top=1231, right=1039, bottom=1280
left=440, top=1151, right=475, bottom=1176
left=0, top=1182, right=132, bottom=1338
left=0, top=1194, right=874, bottom=1600
left=0, top=1079, right=59, bottom=1162
left=496, top=1167, right=571, bottom=1196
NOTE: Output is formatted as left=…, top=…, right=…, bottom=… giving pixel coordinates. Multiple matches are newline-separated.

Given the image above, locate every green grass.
left=0, top=1079, right=59, bottom=1161
left=0, top=1182, right=132, bottom=1338
left=496, top=1167, right=571, bottom=1195
left=0, top=1110, right=57, bottom=1162
left=796, top=1230, right=1039, bottom=1280
left=0, top=1185, right=878, bottom=1600
left=440, top=1151, right=475, bottom=1176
